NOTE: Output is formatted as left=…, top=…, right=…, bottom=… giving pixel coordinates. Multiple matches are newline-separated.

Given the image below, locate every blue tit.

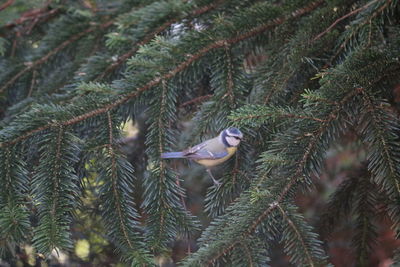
left=161, top=127, right=243, bottom=185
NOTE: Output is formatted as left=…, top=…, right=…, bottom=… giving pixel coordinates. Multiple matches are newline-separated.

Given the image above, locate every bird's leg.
left=206, top=168, right=221, bottom=186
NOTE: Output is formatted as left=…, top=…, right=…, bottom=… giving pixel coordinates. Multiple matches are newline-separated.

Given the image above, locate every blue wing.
left=183, top=141, right=228, bottom=160
left=160, top=152, right=185, bottom=158
left=161, top=141, right=228, bottom=160
left=161, top=150, right=228, bottom=160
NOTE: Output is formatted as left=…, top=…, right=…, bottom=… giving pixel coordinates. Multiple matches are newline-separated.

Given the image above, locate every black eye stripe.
left=227, top=135, right=241, bottom=140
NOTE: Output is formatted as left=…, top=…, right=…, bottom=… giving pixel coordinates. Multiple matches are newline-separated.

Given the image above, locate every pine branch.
left=254, top=0, right=347, bottom=106
left=230, top=105, right=328, bottom=128
left=94, top=0, right=226, bottom=81
left=106, top=112, right=137, bottom=251
left=277, top=204, right=326, bottom=266
left=196, top=88, right=360, bottom=265
left=331, top=0, right=395, bottom=62
left=301, top=89, right=338, bottom=107
left=318, top=164, right=379, bottom=265
left=278, top=204, right=314, bottom=266
left=32, top=126, right=80, bottom=254
left=0, top=0, right=324, bottom=148
left=204, top=151, right=250, bottom=217
left=393, top=248, right=400, bottom=265
left=2, top=0, right=400, bottom=265
left=0, top=145, right=30, bottom=253
left=318, top=170, right=359, bottom=237
left=3, top=1, right=57, bottom=31
left=196, top=44, right=256, bottom=215
left=358, top=91, right=400, bottom=198
left=386, top=197, right=400, bottom=239
left=0, top=205, right=30, bottom=255
left=224, top=44, right=235, bottom=105
left=312, top=0, right=380, bottom=42
left=95, top=111, right=151, bottom=264
left=352, top=172, right=378, bottom=266
left=241, top=243, right=255, bottom=266
left=0, top=20, right=113, bottom=94
left=230, top=237, right=269, bottom=267
left=143, top=80, right=199, bottom=254
left=189, top=45, right=248, bottom=142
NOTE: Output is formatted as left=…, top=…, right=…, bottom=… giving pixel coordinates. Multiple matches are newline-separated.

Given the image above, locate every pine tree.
left=0, top=0, right=400, bottom=266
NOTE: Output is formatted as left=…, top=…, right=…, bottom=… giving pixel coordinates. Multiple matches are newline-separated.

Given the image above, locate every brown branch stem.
left=4, top=5, right=59, bottom=31
left=179, top=94, right=212, bottom=108
left=0, top=0, right=15, bottom=12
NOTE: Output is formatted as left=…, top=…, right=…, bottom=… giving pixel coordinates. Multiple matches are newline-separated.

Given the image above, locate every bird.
left=160, top=127, right=243, bottom=185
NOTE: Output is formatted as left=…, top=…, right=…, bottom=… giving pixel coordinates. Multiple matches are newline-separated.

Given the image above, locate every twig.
left=174, top=162, right=187, bottom=211
left=0, top=0, right=15, bottom=12
left=27, top=69, right=37, bottom=97
left=224, top=43, right=235, bottom=105
left=4, top=6, right=59, bottom=31
left=312, top=0, right=379, bottom=42
left=179, top=95, right=212, bottom=108
left=10, top=32, right=19, bottom=57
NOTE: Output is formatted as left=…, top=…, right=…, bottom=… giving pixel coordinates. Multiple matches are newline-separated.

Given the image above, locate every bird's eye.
left=234, top=136, right=241, bottom=140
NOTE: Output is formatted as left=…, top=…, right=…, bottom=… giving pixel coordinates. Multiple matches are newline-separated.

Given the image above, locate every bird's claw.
left=211, top=177, right=221, bottom=187
left=206, top=168, right=221, bottom=187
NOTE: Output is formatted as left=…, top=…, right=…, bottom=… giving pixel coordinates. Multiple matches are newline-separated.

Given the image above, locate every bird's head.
left=220, top=127, right=243, bottom=147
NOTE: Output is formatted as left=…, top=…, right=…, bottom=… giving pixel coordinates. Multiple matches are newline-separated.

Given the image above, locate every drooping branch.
left=359, top=90, right=400, bottom=195
left=32, top=125, right=80, bottom=253
left=106, top=111, right=136, bottom=251
left=276, top=204, right=315, bottom=267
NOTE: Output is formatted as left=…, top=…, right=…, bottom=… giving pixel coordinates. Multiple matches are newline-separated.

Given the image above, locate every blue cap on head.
left=226, top=127, right=243, bottom=139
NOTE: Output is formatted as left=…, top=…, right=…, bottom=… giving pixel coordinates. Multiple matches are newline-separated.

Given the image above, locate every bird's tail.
left=160, top=151, right=185, bottom=159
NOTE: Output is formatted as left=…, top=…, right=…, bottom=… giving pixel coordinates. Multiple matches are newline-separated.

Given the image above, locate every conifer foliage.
left=0, top=0, right=400, bottom=265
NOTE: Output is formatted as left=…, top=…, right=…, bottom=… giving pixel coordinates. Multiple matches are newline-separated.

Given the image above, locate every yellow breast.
left=195, top=147, right=237, bottom=167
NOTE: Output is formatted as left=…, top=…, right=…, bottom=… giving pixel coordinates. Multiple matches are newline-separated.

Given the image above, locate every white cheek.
left=226, top=137, right=240, bottom=146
